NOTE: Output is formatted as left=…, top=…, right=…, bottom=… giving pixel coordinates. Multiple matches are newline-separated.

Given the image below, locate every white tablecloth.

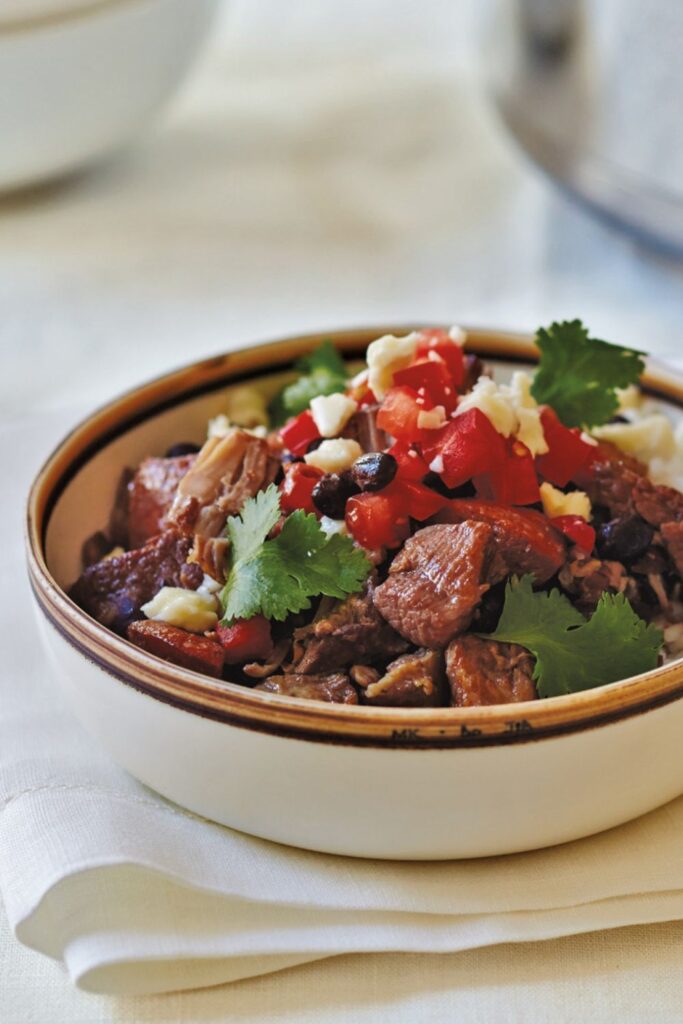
left=2, top=1, right=683, bottom=1020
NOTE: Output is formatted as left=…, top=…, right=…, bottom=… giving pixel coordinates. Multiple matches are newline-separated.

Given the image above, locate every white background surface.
left=2, top=0, right=683, bottom=1020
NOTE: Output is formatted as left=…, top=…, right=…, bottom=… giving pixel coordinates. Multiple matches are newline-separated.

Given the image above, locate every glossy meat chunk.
left=254, top=673, right=358, bottom=704
left=633, top=478, right=683, bottom=528
left=558, top=552, right=629, bottom=614
left=573, top=441, right=645, bottom=517
left=359, top=648, right=445, bottom=707
left=661, top=521, right=683, bottom=577
left=342, top=405, right=388, bottom=453
left=127, top=620, right=224, bottom=677
left=432, top=499, right=565, bottom=584
left=127, top=454, right=197, bottom=549
left=446, top=634, right=537, bottom=706
left=373, top=522, right=493, bottom=648
left=70, top=530, right=201, bottom=634
left=291, top=584, right=408, bottom=674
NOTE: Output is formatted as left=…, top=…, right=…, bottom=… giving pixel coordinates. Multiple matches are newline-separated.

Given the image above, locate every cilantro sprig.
left=269, top=341, right=348, bottom=425
left=480, top=575, right=662, bottom=698
left=219, top=485, right=372, bottom=623
left=531, top=319, right=645, bottom=428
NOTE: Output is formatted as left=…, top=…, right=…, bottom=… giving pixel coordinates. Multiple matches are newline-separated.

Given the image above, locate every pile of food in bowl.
left=70, top=320, right=683, bottom=709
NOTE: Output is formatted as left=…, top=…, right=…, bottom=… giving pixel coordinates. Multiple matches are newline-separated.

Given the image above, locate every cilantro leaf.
left=480, top=575, right=662, bottom=698
left=225, top=484, right=281, bottom=563
left=269, top=341, right=348, bottom=424
left=530, top=319, right=645, bottom=428
left=220, top=486, right=372, bottom=623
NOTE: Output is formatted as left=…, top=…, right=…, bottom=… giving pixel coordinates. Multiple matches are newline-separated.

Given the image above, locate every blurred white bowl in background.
left=0, top=0, right=220, bottom=192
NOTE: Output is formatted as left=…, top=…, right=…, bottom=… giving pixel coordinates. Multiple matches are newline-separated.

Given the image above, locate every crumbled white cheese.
left=448, top=324, right=467, bottom=345
left=225, top=385, right=269, bottom=428
left=141, top=587, right=218, bottom=633
left=592, top=415, right=676, bottom=464
left=429, top=454, right=445, bottom=474
left=417, top=405, right=447, bottom=430
left=304, top=438, right=363, bottom=474
left=310, top=393, right=358, bottom=437
left=196, top=574, right=222, bottom=600
left=207, top=414, right=232, bottom=438
left=366, top=332, right=419, bottom=400
left=208, top=414, right=267, bottom=440
left=616, top=384, right=643, bottom=412
left=319, top=516, right=350, bottom=538
left=540, top=482, right=592, bottom=521
left=453, top=371, right=549, bottom=456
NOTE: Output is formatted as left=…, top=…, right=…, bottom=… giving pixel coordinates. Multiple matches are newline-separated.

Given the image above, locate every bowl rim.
left=25, top=324, right=683, bottom=749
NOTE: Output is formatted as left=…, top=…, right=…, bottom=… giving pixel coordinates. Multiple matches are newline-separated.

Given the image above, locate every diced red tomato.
left=345, top=490, right=410, bottom=550
left=476, top=439, right=540, bottom=506
left=216, top=615, right=274, bottom=665
left=387, top=441, right=430, bottom=482
left=279, top=462, right=323, bottom=515
left=376, top=386, right=426, bottom=441
left=356, top=386, right=378, bottom=409
left=536, top=408, right=594, bottom=487
left=393, top=359, right=458, bottom=414
left=415, top=329, right=466, bottom=388
left=551, top=515, right=596, bottom=553
left=423, top=408, right=507, bottom=489
left=393, top=480, right=446, bottom=521
left=279, top=410, right=321, bottom=457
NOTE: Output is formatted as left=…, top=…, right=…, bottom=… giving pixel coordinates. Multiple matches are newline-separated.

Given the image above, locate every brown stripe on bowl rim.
left=25, top=326, right=683, bottom=749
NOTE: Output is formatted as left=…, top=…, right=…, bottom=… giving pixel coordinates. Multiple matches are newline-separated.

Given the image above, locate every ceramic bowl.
left=25, top=327, right=683, bottom=860
left=0, top=0, right=219, bottom=192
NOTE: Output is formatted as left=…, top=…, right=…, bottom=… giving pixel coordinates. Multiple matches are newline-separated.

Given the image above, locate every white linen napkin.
left=2, top=409, right=683, bottom=996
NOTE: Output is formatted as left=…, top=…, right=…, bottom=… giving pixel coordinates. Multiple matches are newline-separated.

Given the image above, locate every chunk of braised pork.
left=70, top=530, right=202, bottom=634
left=373, top=522, right=493, bottom=648
left=290, top=584, right=408, bottom=674
left=573, top=441, right=646, bottom=517
left=342, top=405, right=387, bottom=453
left=446, top=635, right=537, bottom=707
left=127, top=620, right=224, bottom=677
left=167, top=429, right=279, bottom=579
left=432, top=500, right=565, bottom=585
left=127, top=453, right=197, bottom=549
left=254, top=673, right=358, bottom=704
left=632, top=478, right=683, bottom=528
left=359, top=648, right=445, bottom=707
left=108, top=467, right=133, bottom=548
left=661, top=521, right=683, bottom=577
left=168, top=429, right=277, bottom=538
left=558, top=552, right=629, bottom=614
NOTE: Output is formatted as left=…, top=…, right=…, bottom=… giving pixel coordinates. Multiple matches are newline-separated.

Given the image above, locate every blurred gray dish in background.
left=0, top=0, right=220, bottom=193
left=488, top=0, right=683, bottom=255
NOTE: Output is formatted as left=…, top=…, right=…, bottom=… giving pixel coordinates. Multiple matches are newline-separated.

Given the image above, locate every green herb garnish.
left=269, top=341, right=348, bottom=425
left=480, top=575, right=662, bottom=698
left=219, top=485, right=372, bottom=623
left=531, top=319, right=645, bottom=428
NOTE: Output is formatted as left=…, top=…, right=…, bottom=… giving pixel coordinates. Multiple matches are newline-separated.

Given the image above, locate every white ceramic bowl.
left=25, top=327, right=683, bottom=859
left=0, top=0, right=219, bottom=192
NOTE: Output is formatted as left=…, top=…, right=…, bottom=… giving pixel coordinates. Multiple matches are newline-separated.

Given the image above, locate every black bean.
left=312, top=473, right=360, bottom=519
left=597, top=514, right=654, bottom=565
left=350, top=452, right=397, bottom=492
left=164, top=442, right=201, bottom=458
